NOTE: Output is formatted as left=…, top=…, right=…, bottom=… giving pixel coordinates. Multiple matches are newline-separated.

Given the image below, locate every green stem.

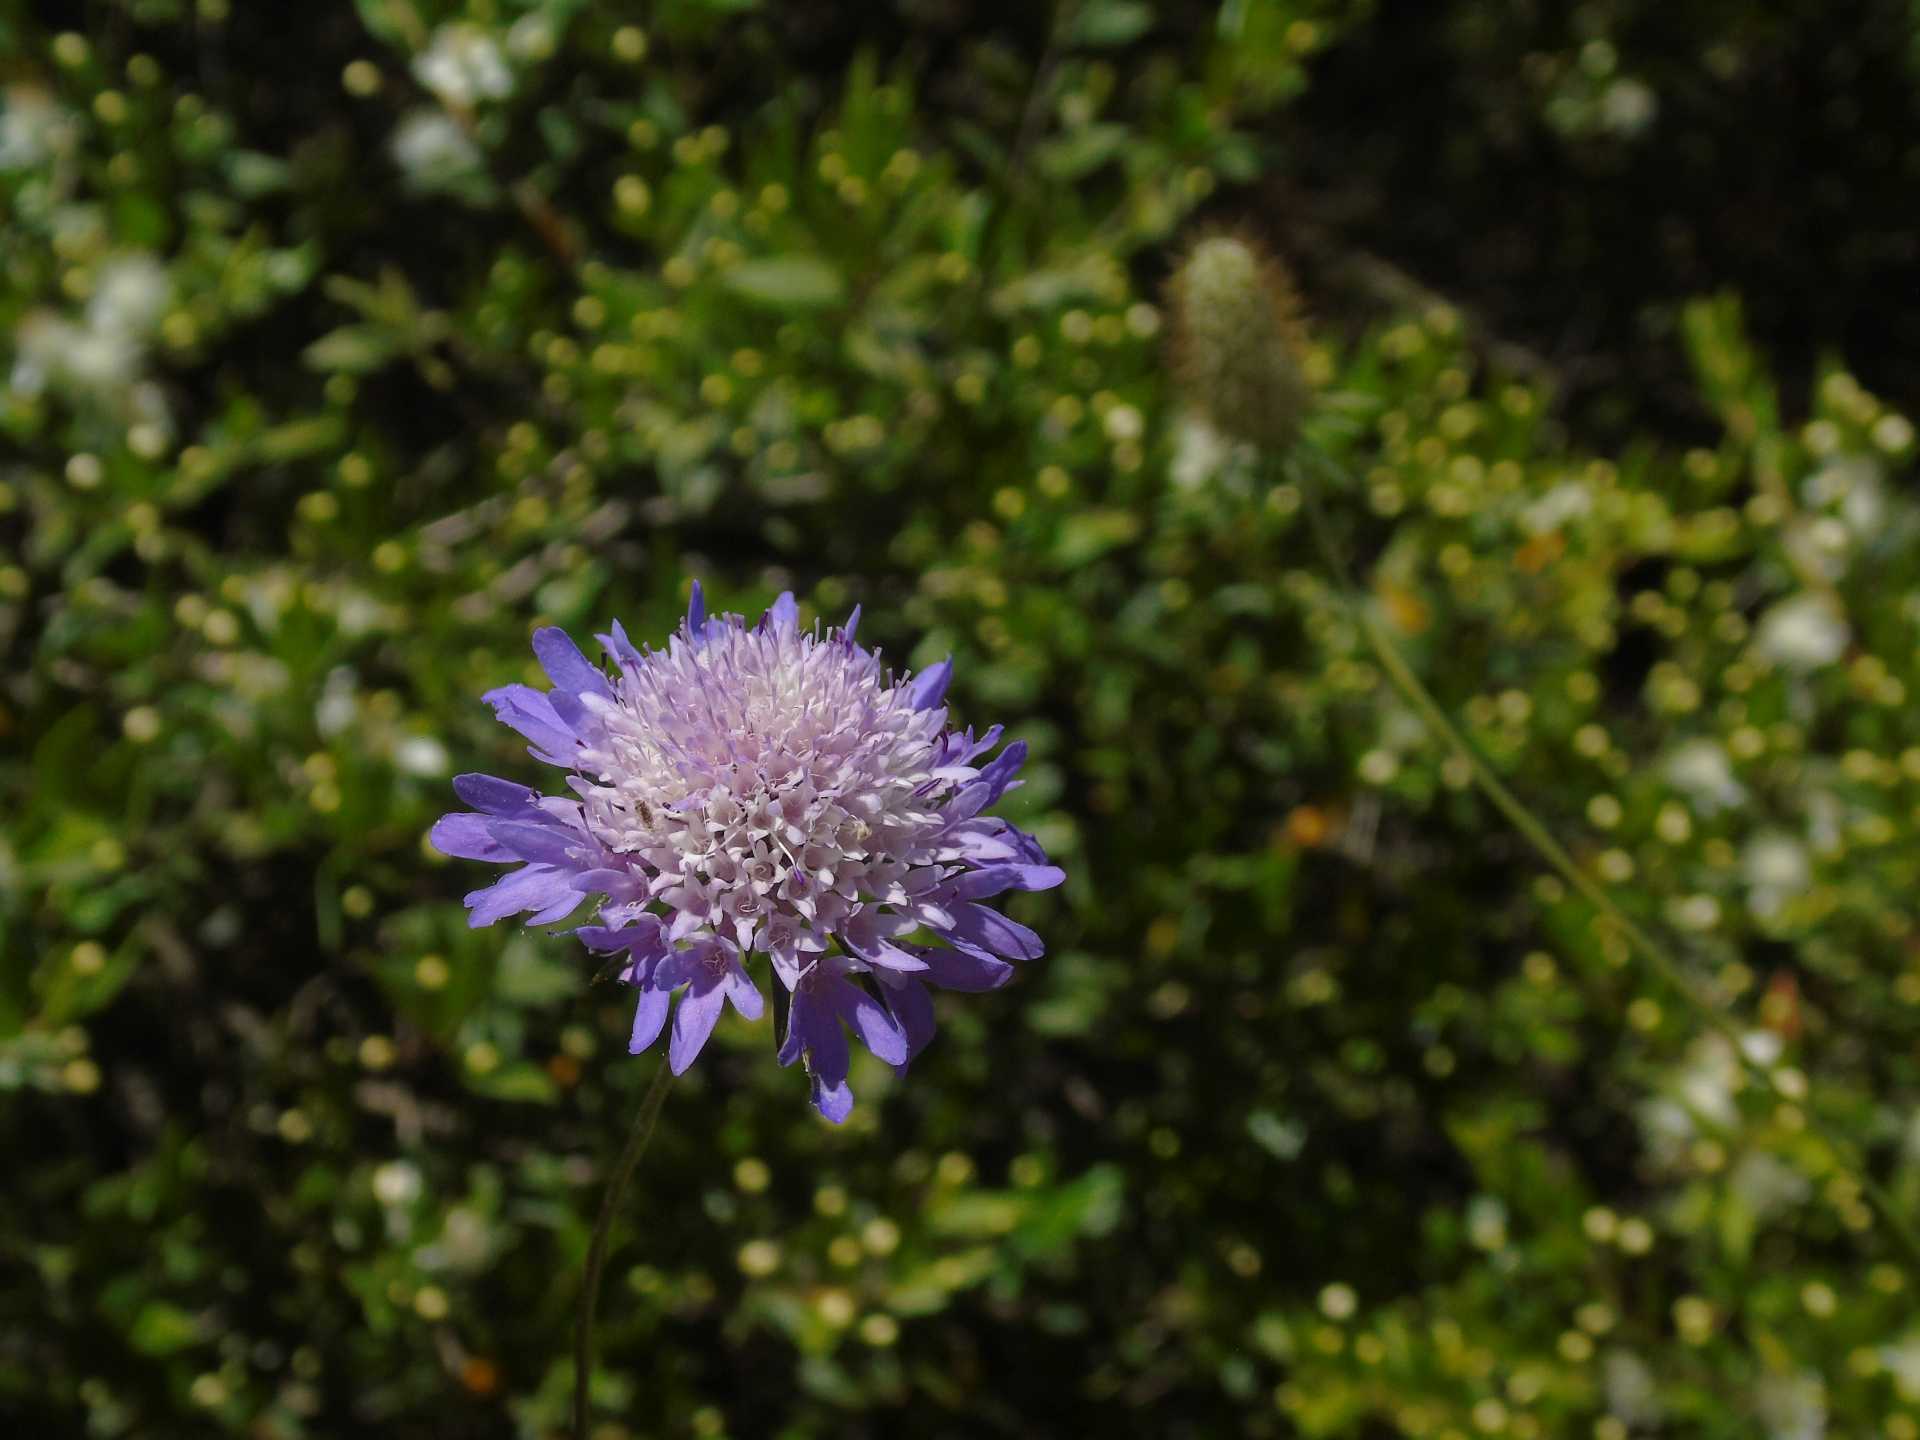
left=1288, top=449, right=1920, bottom=1273
left=574, top=1059, right=675, bottom=1440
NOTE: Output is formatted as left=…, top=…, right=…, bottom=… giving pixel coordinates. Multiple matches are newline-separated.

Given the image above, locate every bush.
left=3, top=2, right=1917, bottom=1436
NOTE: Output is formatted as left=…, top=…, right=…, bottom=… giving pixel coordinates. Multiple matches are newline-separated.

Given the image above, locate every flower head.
left=433, top=587, right=1062, bottom=1120
left=391, top=110, right=484, bottom=192
left=87, top=253, right=171, bottom=342
left=413, top=23, right=513, bottom=108
left=0, top=85, right=74, bottom=172
left=1165, top=232, right=1314, bottom=451
left=1753, top=592, right=1849, bottom=670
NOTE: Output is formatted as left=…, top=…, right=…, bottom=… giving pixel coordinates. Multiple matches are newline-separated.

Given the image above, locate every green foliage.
left=2, top=2, right=1918, bottom=1437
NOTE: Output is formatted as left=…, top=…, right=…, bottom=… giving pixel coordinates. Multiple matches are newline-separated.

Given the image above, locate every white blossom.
left=1753, top=1371, right=1824, bottom=1440
left=1728, top=1151, right=1810, bottom=1221
left=1664, top=739, right=1746, bottom=813
left=1170, top=414, right=1233, bottom=491
left=391, top=110, right=482, bottom=187
left=1743, top=832, right=1810, bottom=919
left=87, top=253, right=171, bottom=341
left=0, top=86, right=72, bottom=170
left=413, top=24, right=513, bottom=108
left=1603, top=1350, right=1661, bottom=1428
left=1754, top=593, right=1849, bottom=670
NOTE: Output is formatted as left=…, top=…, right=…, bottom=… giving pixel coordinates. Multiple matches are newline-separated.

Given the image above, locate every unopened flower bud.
left=1166, top=233, right=1313, bottom=451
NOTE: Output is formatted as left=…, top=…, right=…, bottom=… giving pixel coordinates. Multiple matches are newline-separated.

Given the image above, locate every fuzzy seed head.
left=1166, top=234, right=1313, bottom=451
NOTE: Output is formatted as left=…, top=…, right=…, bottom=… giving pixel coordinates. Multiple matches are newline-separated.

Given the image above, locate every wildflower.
left=1464, top=1195, right=1507, bottom=1250
left=0, top=85, right=72, bottom=171
left=1520, top=481, right=1594, bottom=536
left=433, top=587, right=1062, bottom=1120
left=1603, top=1350, right=1662, bottom=1429
left=10, top=252, right=169, bottom=415
left=1169, top=414, right=1236, bottom=492
left=413, top=24, right=513, bottom=108
left=371, top=1160, right=424, bottom=1208
left=1165, top=233, right=1313, bottom=451
left=9, top=312, right=85, bottom=397
left=1742, top=831, right=1810, bottom=920
left=395, top=736, right=450, bottom=778
left=11, top=310, right=152, bottom=411
left=1639, top=1027, right=1790, bottom=1168
left=1727, top=1151, right=1810, bottom=1221
left=1803, top=455, right=1885, bottom=538
left=1752, top=1371, right=1825, bottom=1440
left=1884, top=1334, right=1920, bottom=1403
left=391, top=110, right=483, bottom=190
left=87, top=254, right=170, bottom=343
left=1663, top=738, right=1746, bottom=813
left=1598, top=77, right=1658, bottom=136
left=1754, top=593, right=1849, bottom=669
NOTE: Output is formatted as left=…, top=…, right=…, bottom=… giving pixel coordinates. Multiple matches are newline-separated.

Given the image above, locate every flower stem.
left=574, top=1059, right=675, bottom=1440
left=1287, top=448, right=1920, bottom=1273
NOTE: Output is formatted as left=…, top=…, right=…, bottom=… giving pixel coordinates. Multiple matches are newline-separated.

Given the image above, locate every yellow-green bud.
left=1166, top=233, right=1313, bottom=451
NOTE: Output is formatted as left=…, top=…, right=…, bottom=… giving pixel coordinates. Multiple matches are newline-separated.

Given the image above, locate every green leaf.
left=494, top=936, right=580, bottom=1008
left=928, top=1191, right=1024, bottom=1239
left=128, top=1301, right=200, bottom=1356
left=1248, top=1110, right=1306, bottom=1161
left=465, top=1061, right=560, bottom=1105
left=303, top=325, right=401, bottom=375
left=1051, top=508, right=1142, bottom=566
left=36, top=944, right=139, bottom=1028
left=225, top=150, right=291, bottom=197
left=1680, top=292, right=1779, bottom=441
left=257, top=415, right=347, bottom=462
left=1035, top=123, right=1130, bottom=181
left=352, top=0, right=414, bottom=47
left=990, top=261, right=1110, bottom=313
left=723, top=256, right=846, bottom=310
left=1072, top=0, right=1153, bottom=46
left=536, top=107, right=582, bottom=162
left=22, top=707, right=101, bottom=814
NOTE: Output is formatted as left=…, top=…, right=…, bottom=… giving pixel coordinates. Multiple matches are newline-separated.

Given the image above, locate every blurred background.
left=5, top=1, right=1920, bottom=1435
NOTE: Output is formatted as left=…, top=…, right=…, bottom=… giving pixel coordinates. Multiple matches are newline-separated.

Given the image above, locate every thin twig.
left=1288, top=447, right=1920, bottom=1274
left=1008, top=1, right=1076, bottom=188
left=573, top=1059, right=676, bottom=1440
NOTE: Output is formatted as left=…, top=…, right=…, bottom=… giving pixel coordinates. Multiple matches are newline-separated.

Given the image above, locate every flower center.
left=569, top=620, right=946, bottom=946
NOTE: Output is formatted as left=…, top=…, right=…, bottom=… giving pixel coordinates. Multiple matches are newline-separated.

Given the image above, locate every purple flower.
left=432, top=586, right=1062, bottom=1120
